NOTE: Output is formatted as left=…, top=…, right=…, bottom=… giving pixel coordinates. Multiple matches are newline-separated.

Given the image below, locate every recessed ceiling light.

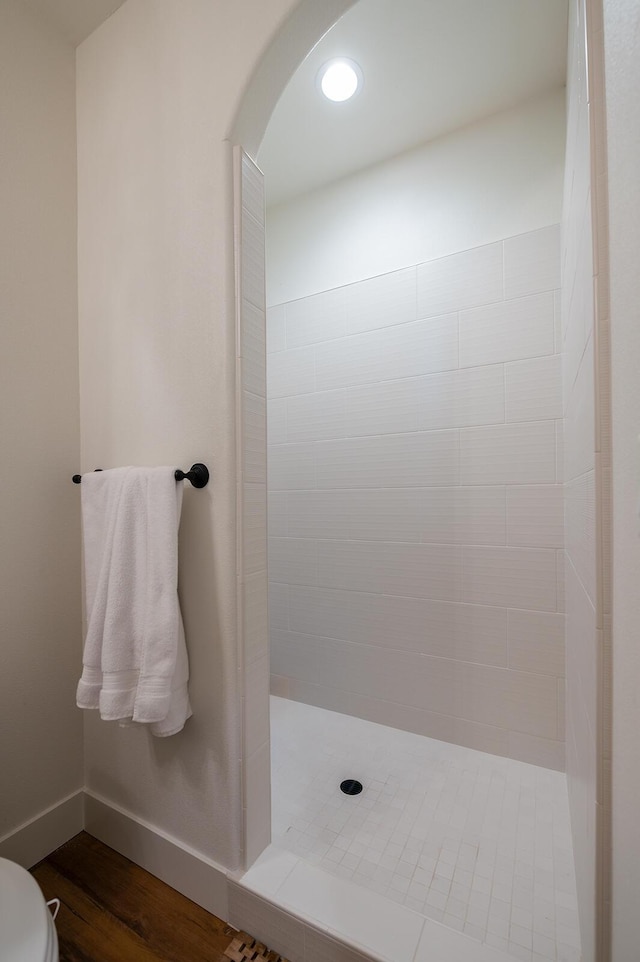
left=318, top=58, right=363, bottom=102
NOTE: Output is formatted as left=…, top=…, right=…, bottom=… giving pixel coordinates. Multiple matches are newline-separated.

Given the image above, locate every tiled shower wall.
left=267, top=226, right=565, bottom=769
left=561, top=0, right=611, bottom=958
left=235, top=148, right=270, bottom=867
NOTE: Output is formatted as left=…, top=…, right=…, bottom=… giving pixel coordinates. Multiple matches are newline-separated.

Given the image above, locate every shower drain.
left=340, top=779, right=363, bottom=796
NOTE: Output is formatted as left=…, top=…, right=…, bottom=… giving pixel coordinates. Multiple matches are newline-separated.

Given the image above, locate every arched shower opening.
left=231, top=2, right=612, bottom=960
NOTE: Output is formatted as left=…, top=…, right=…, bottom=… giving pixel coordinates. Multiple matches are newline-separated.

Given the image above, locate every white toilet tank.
left=0, top=858, right=59, bottom=962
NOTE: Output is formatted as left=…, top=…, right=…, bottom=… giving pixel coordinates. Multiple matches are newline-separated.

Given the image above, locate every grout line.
left=271, top=626, right=565, bottom=680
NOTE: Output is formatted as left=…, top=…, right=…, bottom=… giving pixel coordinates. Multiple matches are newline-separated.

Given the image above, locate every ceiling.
left=26, top=0, right=567, bottom=205
left=258, top=0, right=568, bottom=207
left=26, top=0, right=126, bottom=46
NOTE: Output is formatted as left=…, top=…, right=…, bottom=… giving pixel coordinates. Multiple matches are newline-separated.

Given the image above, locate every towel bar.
left=72, top=463, right=210, bottom=488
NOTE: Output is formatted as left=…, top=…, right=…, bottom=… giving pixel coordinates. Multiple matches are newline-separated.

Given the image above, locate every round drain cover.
left=340, top=779, right=363, bottom=796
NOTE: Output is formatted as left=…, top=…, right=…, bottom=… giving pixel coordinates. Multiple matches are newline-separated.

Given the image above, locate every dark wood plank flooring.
left=31, top=832, right=241, bottom=962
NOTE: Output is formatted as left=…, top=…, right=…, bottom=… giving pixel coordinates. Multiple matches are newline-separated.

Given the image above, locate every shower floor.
left=258, top=696, right=581, bottom=962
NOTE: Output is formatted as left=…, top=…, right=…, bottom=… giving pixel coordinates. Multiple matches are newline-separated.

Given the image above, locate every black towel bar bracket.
left=72, top=463, right=209, bottom=488
left=175, top=463, right=210, bottom=488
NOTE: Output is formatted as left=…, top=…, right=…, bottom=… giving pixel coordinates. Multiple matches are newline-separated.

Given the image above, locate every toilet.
left=0, top=858, right=59, bottom=962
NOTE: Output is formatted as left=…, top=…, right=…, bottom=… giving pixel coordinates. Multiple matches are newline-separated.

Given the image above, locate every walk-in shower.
left=231, top=0, right=611, bottom=960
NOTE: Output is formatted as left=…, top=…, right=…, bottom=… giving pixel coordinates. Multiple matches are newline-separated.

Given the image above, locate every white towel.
left=76, top=466, right=192, bottom=736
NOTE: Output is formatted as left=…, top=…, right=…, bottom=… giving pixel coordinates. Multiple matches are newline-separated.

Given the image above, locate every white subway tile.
left=441, top=603, right=509, bottom=667
left=244, top=570, right=269, bottom=664
left=269, top=630, right=318, bottom=688
left=346, top=267, right=417, bottom=334
left=417, top=364, right=505, bottom=431
left=285, top=489, right=359, bottom=541
left=454, top=663, right=558, bottom=738
left=459, top=293, right=555, bottom=367
left=267, top=304, right=286, bottom=354
left=554, top=290, right=562, bottom=353
left=345, top=378, right=420, bottom=437
left=505, top=355, right=562, bottom=422
left=267, top=344, right=315, bottom=398
left=272, top=631, right=557, bottom=738
left=315, top=431, right=459, bottom=488
left=507, top=485, right=564, bottom=548
left=315, top=314, right=457, bottom=391
left=244, top=741, right=271, bottom=867
left=507, top=609, right=565, bottom=677
left=286, top=488, right=422, bottom=543
left=317, top=540, right=462, bottom=602
left=242, top=390, right=266, bottom=483
left=244, top=654, right=270, bottom=757
left=556, top=420, right=565, bottom=483
left=285, top=286, right=347, bottom=348
left=564, top=471, right=596, bottom=605
left=267, top=491, right=287, bottom=538
left=268, top=631, right=334, bottom=691
left=460, top=421, right=556, bottom=485
left=565, top=559, right=598, bottom=739
left=420, top=486, right=506, bottom=545
left=268, top=538, right=318, bottom=586
left=267, top=397, right=287, bottom=445
left=241, top=298, right=266, bottom=398
left=462, top=546, right=557, bottom=611
left=507, top=732, right=564, bottom=771
left=286, top=390, right=347, bottom=442
left=558, top=674, right=566, bottom=741
left=268, top=442, right=315, bottom=490
left=417, top=243, right=503, bottom=317
left=264, top=231, right=576, bottom=772
left=504, top=226, right=561, bottom=298
left=283, top=678, right=512, bottom=757
left=270, top=674, right=290, bottom=698
left=242, top=207, right=265, bottom=310
left=561, top=23, right=598, bottom=897
left=241, top=152, right=265, bottom=226
left=563, top=333, right=595, bottom=482
left=288, top=585, right=507, bottom=666
left=557, top=550, right=566, bottom=613
left=268, top=581, right=288, bottom=632
left=270, top=630, right=368, bottom=708
left=563, top=210, right=594, bottom=396
left=563, top=282, right=589, bottom=408
left=243, top=483, right=267, bottom=576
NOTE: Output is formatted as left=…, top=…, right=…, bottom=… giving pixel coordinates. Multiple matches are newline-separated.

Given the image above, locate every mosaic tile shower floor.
left=270, top=697, right=581, bottom=962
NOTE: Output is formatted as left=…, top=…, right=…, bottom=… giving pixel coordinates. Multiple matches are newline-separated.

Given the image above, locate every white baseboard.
left=0, top=790, right=84, bottom=868
left=0, top=788, right=383, bottom=962
left=84, top=791, right=229, bottom=920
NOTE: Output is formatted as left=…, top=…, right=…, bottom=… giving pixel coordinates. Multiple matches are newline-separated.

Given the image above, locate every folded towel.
left=76, top=466, right=192, bottom=736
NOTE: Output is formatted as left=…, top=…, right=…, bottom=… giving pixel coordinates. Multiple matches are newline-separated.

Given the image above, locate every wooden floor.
left=31, top=832, right=246, bottom=962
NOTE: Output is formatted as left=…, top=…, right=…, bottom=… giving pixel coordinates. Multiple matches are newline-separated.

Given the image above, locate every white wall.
left=604, top=0, right=640, bottom=958
left=75, top=0, right=314, bottom=871
left=265, top=90, right=566, bottom=305
left=267, top=226, right=565, bottom=768
left=0, top=1, right=83, bottom=847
